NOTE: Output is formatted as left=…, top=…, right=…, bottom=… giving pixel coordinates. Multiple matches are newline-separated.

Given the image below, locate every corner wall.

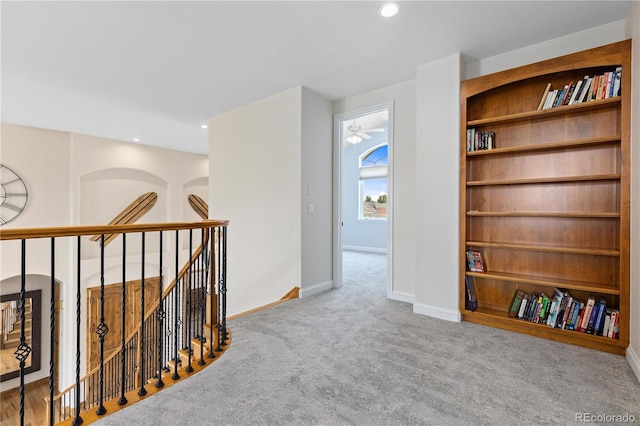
left=301, top=88, right=334, bottom=297
left=413, top=54, right=463, bottom=322
left=209, top=87, right=303, bottom=316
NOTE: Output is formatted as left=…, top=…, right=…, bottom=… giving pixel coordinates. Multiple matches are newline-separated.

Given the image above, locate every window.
left=359, top=144, right=388, bottom=219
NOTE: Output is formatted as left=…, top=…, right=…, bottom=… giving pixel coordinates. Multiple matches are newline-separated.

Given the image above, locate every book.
left=465, top=276, right=478, bottom=311
left=579, top=297, right=596, bottom=333
left=559, top=295, right=573, bottom=329
left=578, top=78, right=592, bottom=103
left=570, top=302, right=584, bottom=331
left=567, top=80, right=583, bottom=105
left=612, top=66, right=622, bottom=97
left=509, top=290, right=525, bottom=318
left=593, top=299, right=607, bottom=335
left=538, top=294, right=550, bottom=323
left=553, top=85, right=569, bottom=107
left=543, top=90, right=558, bottom=109
left=561, top=82, right=575, bottom=105
left=586, top=298, right=600, bottom=334
left=602, top=310, right=611, bottom=337
left=588, top=298, right=606, bottom=334
left=517, top=293, right=530, bottom=319
left=546, top=288, right=564, bottom=327
left=606, top=310, right=620, bottom=339
left=466, top=250, right=486, bottom=273
left=537, top=83, right=552, bottom=110
left=589, top=75, right=600, bottom=101
left=596, top=74, right=607, bottom=100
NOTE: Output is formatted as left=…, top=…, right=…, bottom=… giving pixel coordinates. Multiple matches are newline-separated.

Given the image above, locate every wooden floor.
left=0, top=377, right=48, bottom=426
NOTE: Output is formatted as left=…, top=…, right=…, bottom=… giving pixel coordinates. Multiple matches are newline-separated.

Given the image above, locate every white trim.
left=626, top=345, right=640, bottom=383
left=342, top=245, right=387, bottom=254
left=390, top=290, right=414, bottom=304
left=413, top=302, right=462, bottom=323
left=299, top=280, right=334, bottom=299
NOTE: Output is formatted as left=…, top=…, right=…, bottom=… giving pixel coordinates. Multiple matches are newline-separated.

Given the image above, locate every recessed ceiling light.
left=379, top=2, right=400, bottom=18
left=201, top=124, right=208, bottom=129
left=133, top=138, right=140, bottom=142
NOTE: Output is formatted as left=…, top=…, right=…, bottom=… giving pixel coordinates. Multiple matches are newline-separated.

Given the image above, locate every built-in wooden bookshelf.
left=459, top=40, right=631, bottom=355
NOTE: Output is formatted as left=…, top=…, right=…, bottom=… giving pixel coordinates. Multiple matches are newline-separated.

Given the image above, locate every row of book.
left=466, top=129, right=495, bottom=152
left=537, top=67, right=622, bottom=110
left=509, top=288, right=619, bottom=339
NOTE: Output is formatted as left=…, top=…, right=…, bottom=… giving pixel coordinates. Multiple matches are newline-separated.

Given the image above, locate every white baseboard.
left=389, top=290, right=414, bottom=304
left=626, top=345, right=640, bottom=383
left=413, top=302, right=461, bottom=323
left=300, top=280, right=333, bottom=298
left=342, top=245, right=387, bottom=254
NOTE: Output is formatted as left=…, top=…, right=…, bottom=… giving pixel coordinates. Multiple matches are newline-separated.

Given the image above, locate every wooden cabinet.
left=459, top=40, right=631, bottom=354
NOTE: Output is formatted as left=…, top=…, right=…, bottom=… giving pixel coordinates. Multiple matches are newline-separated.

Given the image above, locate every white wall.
left=0, top=123, right=208, bottom=391
left=466, top=20, right=626, bottom=79
left=301, top=87, right=334, bottom=297
left=625, top=1, right=640, bottom=382
left=334, top=80, right=417, bottom=303
left=413, top=54, right=463, bottom=322
left=209, top=87, right=303, bottom=316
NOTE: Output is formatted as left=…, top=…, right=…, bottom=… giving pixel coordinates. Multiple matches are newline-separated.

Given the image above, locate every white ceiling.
left=1, top=1, right=631, bottom=155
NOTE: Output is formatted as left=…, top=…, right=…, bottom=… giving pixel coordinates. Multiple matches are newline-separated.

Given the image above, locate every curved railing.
left=0, top=220, right=229, bottom=425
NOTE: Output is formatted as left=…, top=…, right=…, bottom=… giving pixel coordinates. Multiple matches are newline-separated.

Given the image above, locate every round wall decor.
left=0, top=164, right=28, bottom=225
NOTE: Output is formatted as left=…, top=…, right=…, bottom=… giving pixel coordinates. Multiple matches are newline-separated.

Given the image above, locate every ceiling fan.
left=345, top=121, right=385, bottom=144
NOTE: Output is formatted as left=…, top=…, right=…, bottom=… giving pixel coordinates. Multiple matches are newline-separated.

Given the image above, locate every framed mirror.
left=0, top=290, right=41, bottom=382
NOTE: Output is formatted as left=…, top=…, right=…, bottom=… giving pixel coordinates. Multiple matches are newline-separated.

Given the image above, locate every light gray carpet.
left=96, top=250, right=640, bottom=425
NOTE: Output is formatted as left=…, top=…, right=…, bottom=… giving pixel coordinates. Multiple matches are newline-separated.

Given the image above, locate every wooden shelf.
left=466, top=241, right=619, bottom=256
left=466, top=136, right=621, bottom=157
left=467, top=97, right=620, bottom=126
left=467, top=173, right=620, bottom=186
left=460, top=40, right=630, bottom=354
left=466, top=211, right=619, bottom=218
left=462, top=308, right=626, bottom=355
left=466, top=271, right=620, bottom=295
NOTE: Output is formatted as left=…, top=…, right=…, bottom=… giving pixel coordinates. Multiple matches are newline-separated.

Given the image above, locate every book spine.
left=579, top=298, right=595, bottom=333
left=537, top=83, right=552, bottom=110
left=568, top=80, right=583, bottom=105
left=593, top=302, right=607, bottom=336
left=517, top=294, right=529, bottom=319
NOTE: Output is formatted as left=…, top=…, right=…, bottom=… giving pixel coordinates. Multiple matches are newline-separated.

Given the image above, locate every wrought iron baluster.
left=197, top=228, right=206, bottom=365
left=155, top=231, right=165, bottom=387
left=208, top=227, right=216, bottom=359
left=186, top=229, right=194, bottom=372
left=216, top=228, right=223, bottom=353
left=172, top=230, right=181, bottom=380
left=49, top=237, right=55, bottom=426
left=221, top=226, right=228, bottom=344
left=96, top=234, right=108, bottom=415
left=138, top=232, right=147, bottom=396
left=72, top=236, right=83, bottom=426
left=118, top=233, right=128, bottom=406
left=15, top=240, right=30, bottom=426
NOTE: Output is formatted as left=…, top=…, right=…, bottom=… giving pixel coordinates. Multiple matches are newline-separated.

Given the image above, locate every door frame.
left=333, top=101, right=394, bottom=297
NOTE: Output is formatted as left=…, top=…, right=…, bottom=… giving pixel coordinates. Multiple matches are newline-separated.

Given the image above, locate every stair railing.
left=0, top=220, right=229, bottom=426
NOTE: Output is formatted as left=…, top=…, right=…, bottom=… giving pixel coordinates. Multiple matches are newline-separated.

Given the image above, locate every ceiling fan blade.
left=357, top=131, right=372, bottom=140
left=360, top=128, right=385, bottom=133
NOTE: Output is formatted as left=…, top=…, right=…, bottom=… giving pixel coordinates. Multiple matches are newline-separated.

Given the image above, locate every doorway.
left=334, top=103, right=393, bottom=297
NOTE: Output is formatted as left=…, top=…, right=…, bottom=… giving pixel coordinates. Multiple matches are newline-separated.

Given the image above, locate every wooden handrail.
left=0, top=220, right=228, bottom=241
